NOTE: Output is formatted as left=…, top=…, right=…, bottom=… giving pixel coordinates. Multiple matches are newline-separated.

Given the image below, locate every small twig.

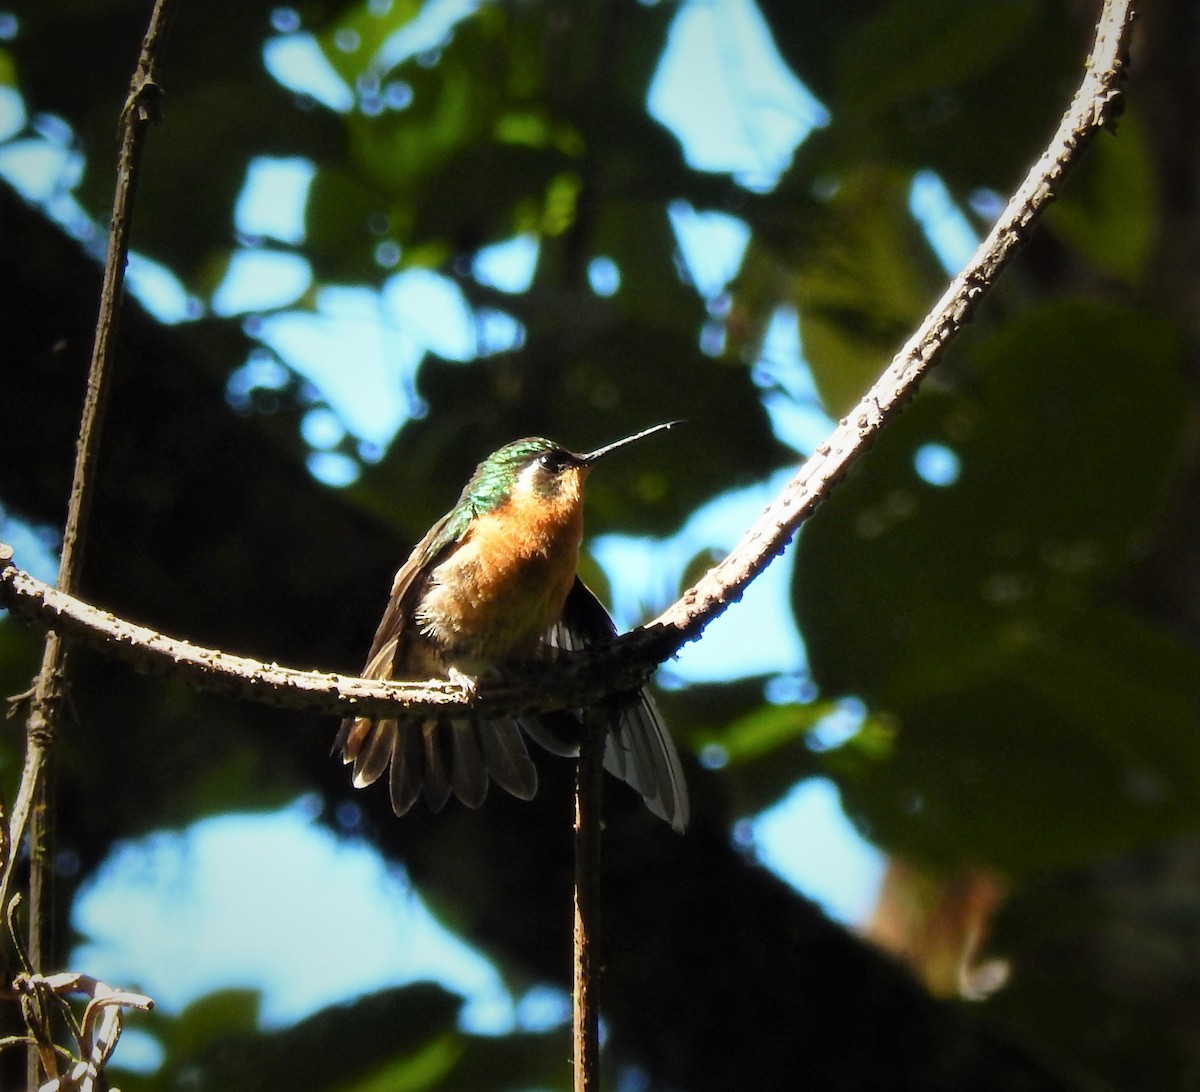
left=0, top=0, right=178, bottom=1084
left=0, top=2, right=1135, bottom=732
left=572, top=713, right=605, bottom=1092
left=7, top=970, right=153, bottom=1091
left=0, top=1034, right=37, bottom=1053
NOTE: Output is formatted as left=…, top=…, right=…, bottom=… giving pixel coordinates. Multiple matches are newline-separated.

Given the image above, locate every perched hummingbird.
left=335, top=423, right=689, bottom=831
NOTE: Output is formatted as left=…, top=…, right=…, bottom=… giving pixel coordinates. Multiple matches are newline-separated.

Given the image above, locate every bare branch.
left=0, top=3, right=180, bottom=1071
left=639, top=0, right=1137, bottom=658
left=0, top=0, right=1136, bottom=729
left=572, top=714, right=605, bottom=1091
left=0, top=543, right=648, bottom=718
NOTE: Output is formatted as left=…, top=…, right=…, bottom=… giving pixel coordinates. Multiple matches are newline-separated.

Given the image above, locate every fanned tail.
left=335, top=714, right=537, bottom=816
left=336, top=573, right=690, bottom=829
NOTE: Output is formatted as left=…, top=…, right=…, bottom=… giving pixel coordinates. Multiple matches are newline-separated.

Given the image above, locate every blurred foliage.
left=797, top=300, right=1196, bottom=869
left=2, top=0, right=1200, bottom=1088
left=109, top=984, right=573, bottom=1092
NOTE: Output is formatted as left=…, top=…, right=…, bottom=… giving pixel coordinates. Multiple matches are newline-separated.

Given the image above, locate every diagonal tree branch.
left=638, top=0, right=1136, bottom=658
left=0, top=0, right=1135, bottom=724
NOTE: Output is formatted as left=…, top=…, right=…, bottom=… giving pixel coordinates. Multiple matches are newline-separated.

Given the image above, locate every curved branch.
left=641, top=0, right=1136, bottom=657
left=0, top=0, right=1136, bottom=720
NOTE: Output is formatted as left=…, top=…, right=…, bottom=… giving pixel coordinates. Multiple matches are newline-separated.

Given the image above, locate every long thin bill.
left=579, top=420, right=682, bottom=464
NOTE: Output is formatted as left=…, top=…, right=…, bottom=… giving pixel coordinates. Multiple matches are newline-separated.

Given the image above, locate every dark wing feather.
left=520, top=616, right=587, bottom=755
left=517, top=710, right=581, bottom=757
left=358, top=504, right=471, bottom=678
left=603, top=691, right=685, bottom=831
left=536, top=578, right=690, bottom=832
left=335, top=507, right=470, bottom=813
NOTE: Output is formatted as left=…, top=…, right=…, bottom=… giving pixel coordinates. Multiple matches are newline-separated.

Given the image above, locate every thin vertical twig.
left=572, top=715, right=605, bottom=1092
left=0, top=0, right=179, bottom=1083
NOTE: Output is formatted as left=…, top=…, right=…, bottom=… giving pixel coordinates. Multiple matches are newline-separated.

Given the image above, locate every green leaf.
left=163, top=988, right=263, bottom=1061
left=315, top=0, right=425, bottom=88
left=790, top=167, right=943, bottom=415
left=347, top=57, right=482, bottom=194
left=836, top=619, right=1200, bottom=870
left=705, top=700, right=836, bottom=764
left=836, top=0, right=1036, bottom=122
left=410, top=143, right=573, bottom=248
left=334, top=1033, right=463, bottom=1092
left=440, top=1027, right=570, bottom=1091
left=1018, top=607, right=1200, bottom=784
left=115, top=985, right=466, bottom=1092
left=795, top=299, right=1194, bottom=869
left=769, top=0, right=1081, bottom=191
left=695, top=699, right=836, bottom=814
left=1047, top=111, right=1156, bottom=286
left=589, top=196, right=704, bottom=337
left=304, top=164, right=392, bottom=281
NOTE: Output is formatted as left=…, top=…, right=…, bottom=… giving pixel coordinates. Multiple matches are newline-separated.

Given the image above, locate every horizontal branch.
left=0, top=543, right=650, bottom=719
left=0, top=0, right=1134, bottom=724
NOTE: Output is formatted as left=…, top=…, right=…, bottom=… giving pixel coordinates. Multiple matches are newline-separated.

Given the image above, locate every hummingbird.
left=335, top=422, right=689, bottom=831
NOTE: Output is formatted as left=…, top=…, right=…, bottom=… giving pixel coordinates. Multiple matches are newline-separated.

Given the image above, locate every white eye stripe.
left=514, top=459, right=546, bottom=495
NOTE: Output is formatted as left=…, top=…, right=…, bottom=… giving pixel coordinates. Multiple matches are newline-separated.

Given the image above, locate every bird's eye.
left=538, top=451, right=569, bottom=473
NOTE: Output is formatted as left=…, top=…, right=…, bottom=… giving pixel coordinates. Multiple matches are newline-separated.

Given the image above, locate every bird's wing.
left=529, top=577, right=689, bottom=832
left=356, top=505, right=469, bottom=680
left=334, top=504, right=541, bottom=816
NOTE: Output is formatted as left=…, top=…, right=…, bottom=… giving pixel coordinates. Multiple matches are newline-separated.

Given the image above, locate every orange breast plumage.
left=415, top=482, right=584, bottom=669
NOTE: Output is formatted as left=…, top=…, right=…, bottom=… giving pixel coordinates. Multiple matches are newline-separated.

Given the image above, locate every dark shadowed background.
left=2, top=1, right=1199, bottom=1088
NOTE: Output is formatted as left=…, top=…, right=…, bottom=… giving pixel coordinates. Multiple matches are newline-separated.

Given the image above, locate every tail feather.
left=340, top=712, right=540, bottom=814
left=348, top=717, right=395, bottom=788
left=450, top=717, right=490, bottom=808
left=421, top=719, right=453, bottom=811
left=389, top=723, right=424, bottom=816
left=480, top=717, right=539, bottom=800
left=517, top=710, right=580, bottom=758
left=338, top=566, right=690, bottom=828
left=339, top=699, right=688, bottom=829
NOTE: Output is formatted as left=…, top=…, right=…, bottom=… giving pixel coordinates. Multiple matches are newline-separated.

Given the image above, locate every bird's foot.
left=447, top=666, right=480, bottom=696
